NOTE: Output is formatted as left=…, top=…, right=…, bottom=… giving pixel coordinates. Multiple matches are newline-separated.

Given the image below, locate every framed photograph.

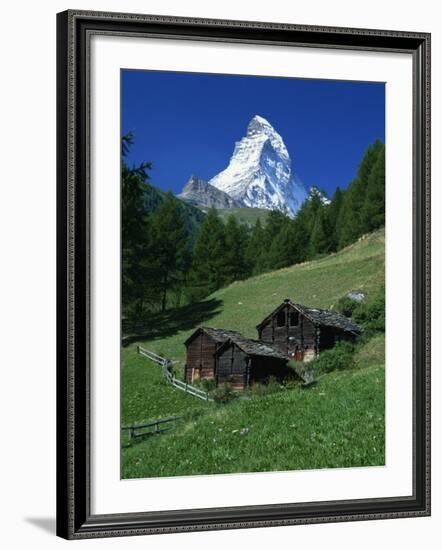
left=56, top=9, right=431, bottom=539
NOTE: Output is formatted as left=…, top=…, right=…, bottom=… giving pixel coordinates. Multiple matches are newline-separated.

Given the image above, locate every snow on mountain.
left=309, top=186, right=331, bottom=205
left=209, top=115, right=308, bottom=217
left=178, top=174, right=244, bottom=209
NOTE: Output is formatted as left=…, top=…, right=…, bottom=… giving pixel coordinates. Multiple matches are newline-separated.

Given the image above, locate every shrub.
left=336, top=295, right=360, bottom=318
left=212, top=383, right=238, bottom=404
left=200, top=378, right=217, bottom=392
left=353, top=288, right=385, bottom=333
left=312, top=341, right=355, bottom=375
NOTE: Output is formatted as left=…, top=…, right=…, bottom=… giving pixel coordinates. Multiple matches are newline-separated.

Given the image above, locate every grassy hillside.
left=124, top=228, right=384, bottom=366
left=122, top=228, right=385, bottom=478
left=123, top=358, right=384, bottom=478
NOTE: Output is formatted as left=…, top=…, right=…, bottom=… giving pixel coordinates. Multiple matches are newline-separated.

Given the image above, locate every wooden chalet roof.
left=184, top=326, right=243, bottom=346
left=216, top=334, right=287, bottom=360
left=256, top=299, right=362, bottom=334
left=185, top=326, right=286, bottom=360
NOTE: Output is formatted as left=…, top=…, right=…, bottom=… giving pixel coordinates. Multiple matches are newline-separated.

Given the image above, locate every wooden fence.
left=137, top=346, right=168, bottom=367
left=137, top=345, right=212, bottom=401
left=122, top=416, right=182, bottom=441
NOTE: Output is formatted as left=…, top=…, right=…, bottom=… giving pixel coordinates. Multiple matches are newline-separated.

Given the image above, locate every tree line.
left=122, top=134, right=385, bottom=321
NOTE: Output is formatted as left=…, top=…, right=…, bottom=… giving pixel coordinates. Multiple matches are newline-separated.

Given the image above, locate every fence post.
left=137, top=345, right=140, bottom=354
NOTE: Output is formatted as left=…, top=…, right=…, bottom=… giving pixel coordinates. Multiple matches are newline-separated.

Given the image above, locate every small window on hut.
left=289, top=311, right=299, bottom=327
left=276, top=310, right=286, bottom=327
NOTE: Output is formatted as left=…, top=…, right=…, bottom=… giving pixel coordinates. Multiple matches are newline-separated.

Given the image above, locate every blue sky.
left=121, top=69, right=385, bottom=199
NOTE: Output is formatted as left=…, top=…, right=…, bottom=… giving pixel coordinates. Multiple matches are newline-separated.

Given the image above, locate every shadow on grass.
left=122, top=298, right=223, bottom=346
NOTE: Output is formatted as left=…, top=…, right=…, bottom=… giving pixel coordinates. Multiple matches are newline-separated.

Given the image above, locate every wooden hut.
left=184, top=327, right=242, bottom=384
left=256, top=299, right=361, bottom=362
left=184, top=327, right=292, bottom=390
left=215, top=335, right=293, bottom=390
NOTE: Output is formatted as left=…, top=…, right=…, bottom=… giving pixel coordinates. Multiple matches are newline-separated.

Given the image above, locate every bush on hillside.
left=335, top=287, right=384, bottom=339
left=353, top=288, right=385, bottom=333
left=212, top=383, right=238, bottom=404
left=336, top=295, right=360, bottom=318
left=312, top=341, right=356, bottom=375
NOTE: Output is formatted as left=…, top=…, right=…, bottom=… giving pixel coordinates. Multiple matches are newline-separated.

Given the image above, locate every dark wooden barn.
left=215, top=335, right=293, bottom=390
left=184, top=327, right=292, bottom=390
left=257, top=299, right=361, bottom=362
left=184, top=327, right=242, bottom=384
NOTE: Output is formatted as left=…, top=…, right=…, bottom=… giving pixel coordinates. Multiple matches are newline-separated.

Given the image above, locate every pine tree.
left=361, top=145, right=385, bottom=232
left=309, top=205, right=330, bottom=256
left=151, top=193, right=190, bottom=312
left=326, top=186, right=344, bottom=251
left=336, top=179, right=365, bottom=248
left=224, top=215, right=250, bottom=283
left=245, top=218, right=266, bottom=275
left=337, top=140, right=384, bottom=248
left=121, top=133, right=155, bottom=319
left=357, top=139, right=384, bottom=188
left=290, top=201, right=312, bottom=262
left=260, top=210, right=289, bottom=270
left=305, top=189, right=324, bottom=233
left=267, top=219, right=299, bottom=269
left=190, top=208, right=227, bottom=299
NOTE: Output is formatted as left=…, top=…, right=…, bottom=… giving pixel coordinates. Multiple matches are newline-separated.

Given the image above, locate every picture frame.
left=56, top=9, right=431, bottom=540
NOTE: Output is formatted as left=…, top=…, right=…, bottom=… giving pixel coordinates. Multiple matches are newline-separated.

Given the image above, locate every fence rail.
left=138, top=346, right=168, bottom=367
left=137, top=345, right=212, bottom=401
left=122, top=416, right=182, bottom=441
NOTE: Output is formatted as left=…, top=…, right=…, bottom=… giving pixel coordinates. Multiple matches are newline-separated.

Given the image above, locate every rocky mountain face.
left=178, top=175, right=244, bottom=209
left=208, top=115, right=308, bottom=217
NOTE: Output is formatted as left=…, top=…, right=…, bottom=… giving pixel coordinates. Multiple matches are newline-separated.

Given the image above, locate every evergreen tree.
left=305, top=189, right=324, bottom=233
left=336, top=179, right=365, bottom=248
left=326, top=186, right=344, bottom=251
left=337, top=140, right=385, bottom=248
left=267, top=219, right=299, bottom=269
left=260, top=210, right=289, bottom=270
left=190, top=208, right=228, bottom=299
left=121, top=133, right=155, bottom=319
left=223, top=215, right=250, bottom=283
left=290, top=201, right=313, bottom=262
left=151, top=193, right=189, bottom=312
left=361, top=145, right=385, bottom=232
left=357, top=139, right=384, bottom=188
left=245, top=218, right=266, bottom=275
left=309, top=204, right=330, bottom=256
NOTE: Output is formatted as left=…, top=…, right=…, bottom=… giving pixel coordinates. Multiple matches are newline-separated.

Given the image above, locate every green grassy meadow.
left=122, top=228, right=385, bottom=479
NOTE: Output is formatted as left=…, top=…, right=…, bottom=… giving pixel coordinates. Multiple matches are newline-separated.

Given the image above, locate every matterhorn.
left=209, top=115, right=308, bottom=217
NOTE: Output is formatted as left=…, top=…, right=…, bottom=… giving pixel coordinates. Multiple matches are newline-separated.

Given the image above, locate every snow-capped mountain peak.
left=209, top=115, right=307, bottom=216
left=246, top=115, right=289, bottom=162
